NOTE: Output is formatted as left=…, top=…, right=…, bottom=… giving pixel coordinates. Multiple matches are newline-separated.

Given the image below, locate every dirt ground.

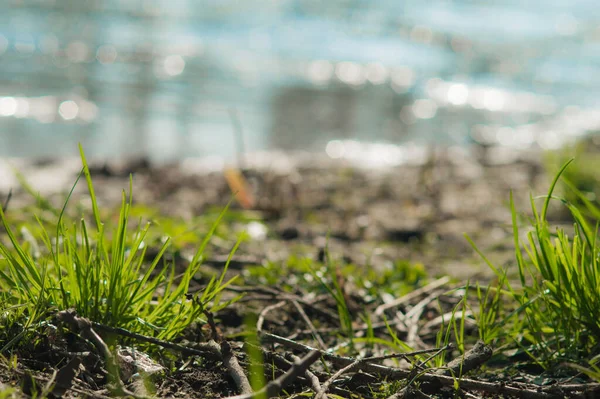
left=2, top=145, right=590, bottom=398
left=0, top=146, right=553, bottom=280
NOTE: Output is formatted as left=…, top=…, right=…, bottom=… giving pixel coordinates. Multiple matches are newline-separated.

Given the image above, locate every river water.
left=1, top=0, right=599, bottom=163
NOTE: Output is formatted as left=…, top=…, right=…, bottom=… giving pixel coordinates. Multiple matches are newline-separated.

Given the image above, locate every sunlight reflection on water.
left=0, top=1, right=599, bottom=162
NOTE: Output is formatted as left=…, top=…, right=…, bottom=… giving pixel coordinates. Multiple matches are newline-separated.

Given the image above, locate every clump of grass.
left=469, top=159, right=600, bottom=370
left=545, top=139, right=600, bottom=215
left=0, top=145, right=240, bottom=349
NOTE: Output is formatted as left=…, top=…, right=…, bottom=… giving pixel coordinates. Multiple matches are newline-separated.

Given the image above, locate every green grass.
left=2, top=145, right=600, bottom=397
left=0, top=145, right=241, bottom=352
left=469, top=159, right=600, bottom=372
left=545, top=139, right=600, bottom=216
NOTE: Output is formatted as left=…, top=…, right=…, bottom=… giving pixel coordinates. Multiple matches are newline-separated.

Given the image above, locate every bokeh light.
left=0, top=1, right=598, bottom=160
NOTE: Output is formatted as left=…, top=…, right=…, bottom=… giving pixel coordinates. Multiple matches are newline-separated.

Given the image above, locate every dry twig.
left=314, top=358, right=360, bottom=399
left=315, top=346, right=452, bottom=399
left=257, top=300, right=287, bottom=332
left=290, top=299, right=326, bottom=350
left=217, top=340, right=253, bottom=395
left=204, top=309, right=253, bottom=395
left=94, top=309, right=254, bottom=396
left=0, top=362, right=113, bottom=399
left=2, top=188, right=12, bottom=212
left=375, top=276, right=451, bottom=316
left=224, top=350, right=321, bottom=399
left=56, top=310, right=148, bottom=399
left=435, top=340, right=492, bottom=377
left=91, top=322, right=221, bottom=359
left=227, top=284, right=340, bottom=321
left=403, top=290, right=446, bottom=349
left=262, top=332, right=596, bottom=399
left=289, top=353, right=322, bottom=394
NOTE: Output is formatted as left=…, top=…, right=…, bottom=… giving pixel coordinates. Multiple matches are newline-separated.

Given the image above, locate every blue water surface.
left=0, top=0, right=599, bottom=162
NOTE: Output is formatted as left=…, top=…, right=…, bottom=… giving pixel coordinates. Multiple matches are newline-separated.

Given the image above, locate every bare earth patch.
left=1, top=148, right=598, bottom=398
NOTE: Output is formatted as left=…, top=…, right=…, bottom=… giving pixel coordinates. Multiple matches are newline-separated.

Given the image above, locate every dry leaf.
left=224, top=167, right=255, bottom=209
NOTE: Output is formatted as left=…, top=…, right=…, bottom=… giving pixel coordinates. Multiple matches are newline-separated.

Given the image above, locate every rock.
left=278, top=225, right=299, bottom=240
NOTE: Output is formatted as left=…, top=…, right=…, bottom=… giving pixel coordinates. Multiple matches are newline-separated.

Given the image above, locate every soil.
left=0, top=146, right=553, bottom=280
left=0, top=146, right=593, bottom=398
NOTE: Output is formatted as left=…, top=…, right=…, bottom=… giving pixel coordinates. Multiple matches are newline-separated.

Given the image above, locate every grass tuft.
left=470, top=159, right=600, bottom=370
left=0, top=145, right=240, bottom=350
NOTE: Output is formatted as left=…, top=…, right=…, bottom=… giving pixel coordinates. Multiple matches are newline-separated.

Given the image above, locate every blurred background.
left=1, top=0, right=600, bottom=163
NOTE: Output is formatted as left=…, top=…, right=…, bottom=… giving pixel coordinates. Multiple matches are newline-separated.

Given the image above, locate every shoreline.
left=0, top=143, right=558, bottom=282
left=1, top=142, right=598, bottom=398
left=0, top=141, right=545, bottom=193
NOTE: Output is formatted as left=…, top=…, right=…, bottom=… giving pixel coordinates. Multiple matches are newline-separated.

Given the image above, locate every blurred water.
left=1, top=0, right=600, bottom=163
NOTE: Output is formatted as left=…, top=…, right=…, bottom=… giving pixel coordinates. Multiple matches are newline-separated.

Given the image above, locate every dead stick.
left=386, top=385, right=430, bottom=399
left=91, top=321, right=221, bottom=359
left=315, top=358, right=361, bottom=399
left=203, top=309, right=221, bottom=342
left=315, top=345, right=450, bottom=399
left=94, top=314, right=252, bottom=396
left=375, top=276, right=451, bottom=316
left=216, top=340, right=253, bottom=395
left=226, top=285, right=340, bottom=321
left=291, top=299, right=326, bottom=350
left=56, top=310, right=148, bottom=399
left=435, top=340, right=492, bottom=377
left=257, top=301, right=286, bottom=333
left=261, top=333, right=568, bottom=399
left=2, top=188, right=12, bottom=212
left=290, top=354, right=322, bottom=394
left=224, top=350, right=321, bottom=399
left=0, top=362, right=113, bottom=399
left=389, top=342, right=492, bottom=399
left=203, top=307, right=253, bottom=395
